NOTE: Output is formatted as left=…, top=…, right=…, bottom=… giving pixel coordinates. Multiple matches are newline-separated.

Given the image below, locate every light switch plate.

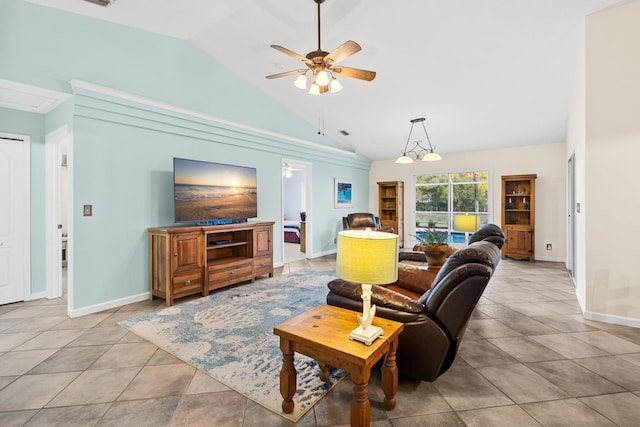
left=83, top=205, right=92, bottom=216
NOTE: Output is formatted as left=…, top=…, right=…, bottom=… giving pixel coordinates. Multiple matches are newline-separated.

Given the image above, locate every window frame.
left=411, top=169, right=493, bottom=245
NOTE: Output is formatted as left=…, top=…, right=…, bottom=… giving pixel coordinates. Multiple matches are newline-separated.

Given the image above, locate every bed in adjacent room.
left=283, top=220, right=300, bottom=244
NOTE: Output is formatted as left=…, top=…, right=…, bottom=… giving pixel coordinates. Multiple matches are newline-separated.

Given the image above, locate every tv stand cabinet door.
left=254, top=226, right=273, bottom=257
left=171, top=232, right=204, bottom=275
left=253, top=225, right=273, bottom=277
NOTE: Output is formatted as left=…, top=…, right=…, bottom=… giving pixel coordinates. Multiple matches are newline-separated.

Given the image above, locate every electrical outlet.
left=334, top=237, right=337, bottom=244
left=83, top=205, right=92, bottom=216
left=546, top=243, right=552, bottom=250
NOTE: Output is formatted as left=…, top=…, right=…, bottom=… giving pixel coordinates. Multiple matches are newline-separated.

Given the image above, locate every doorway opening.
left=45, top=125, right=70, bottom=305
left=281, top=159, right=312, bottom=263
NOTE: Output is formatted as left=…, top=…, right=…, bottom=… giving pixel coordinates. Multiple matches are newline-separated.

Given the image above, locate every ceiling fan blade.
left=270, top=45, right=313, bottom=65
left=332, top=66, right=376, bottom=81
left=324, top=40, right=361, bottom=65
left=265, top=69, right=306, bottom=79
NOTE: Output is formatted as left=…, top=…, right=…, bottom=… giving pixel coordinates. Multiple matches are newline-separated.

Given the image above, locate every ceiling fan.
left=266, top=0, right=376, bottom=95
left=282, top=162, right=304, bottom=177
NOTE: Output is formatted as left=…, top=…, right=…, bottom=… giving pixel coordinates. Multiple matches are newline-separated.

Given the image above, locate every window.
left=414, top=171, right=490, bottom=243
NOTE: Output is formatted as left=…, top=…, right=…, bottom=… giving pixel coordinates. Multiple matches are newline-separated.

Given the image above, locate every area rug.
left=118, top=269, right=344, bottom=422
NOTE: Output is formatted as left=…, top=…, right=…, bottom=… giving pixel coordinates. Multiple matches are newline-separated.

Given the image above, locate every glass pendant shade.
left=422, top=151, right=442, bottom=161
left=308, top=83, right=321, bottom=95
left=293, top=74, right=307, bottom=90
left=395, top=155, right=414, bottom=164
left=315, top=70, right=330, bottom=86
left=330, top=77, right=343, bottom=93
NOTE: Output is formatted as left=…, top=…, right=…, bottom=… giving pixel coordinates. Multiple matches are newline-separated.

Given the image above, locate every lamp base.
left=349, top=325, right=384, bottom=346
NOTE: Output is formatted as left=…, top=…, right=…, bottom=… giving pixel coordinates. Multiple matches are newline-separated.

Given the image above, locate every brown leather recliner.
left=327, top=223, right=505, bottom=381
left=342, top=213, right=394, bottom=233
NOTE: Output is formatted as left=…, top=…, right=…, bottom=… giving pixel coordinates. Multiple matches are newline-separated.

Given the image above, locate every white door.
left=0, top=134, right=30, bottom=304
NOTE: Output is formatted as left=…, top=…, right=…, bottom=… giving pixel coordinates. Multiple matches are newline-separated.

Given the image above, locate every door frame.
left=567, top=152, right=576, bottom=285
left=45, top=125, right=68, bottom=299
left=281, top=159, right=312, bottom=261
left=0, top=132, right=30, bottom=303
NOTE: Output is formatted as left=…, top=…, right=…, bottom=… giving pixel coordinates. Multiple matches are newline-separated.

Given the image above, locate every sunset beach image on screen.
left=173, top=158, right=258, bottom=223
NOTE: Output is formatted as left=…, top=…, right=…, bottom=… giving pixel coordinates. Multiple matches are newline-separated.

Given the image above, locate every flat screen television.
left=173, top=158, right=258, bottom=224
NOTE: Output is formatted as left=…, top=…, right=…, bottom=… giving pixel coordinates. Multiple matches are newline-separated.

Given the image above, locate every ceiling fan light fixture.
left=293, top=73, right=307, bottom=90
left=265, top=0, right=375, bottom=95
left=315, top=70, right=330, bottom=86
left=330, top=77, right=343, bottom=93
left=309, top=83, right=321, bottom=95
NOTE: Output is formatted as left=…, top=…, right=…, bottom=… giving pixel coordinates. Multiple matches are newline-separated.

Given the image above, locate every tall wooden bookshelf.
left=378, top=181, right=404, bottom=247
left=501, top=174, right=536, bottom=262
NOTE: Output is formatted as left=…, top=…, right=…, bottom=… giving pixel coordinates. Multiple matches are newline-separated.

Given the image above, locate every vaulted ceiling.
left=22, top=0, right=630, bottom=160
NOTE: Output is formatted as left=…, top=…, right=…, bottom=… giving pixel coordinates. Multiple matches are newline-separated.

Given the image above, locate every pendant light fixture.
left=395, top=117, right=442, bottom=163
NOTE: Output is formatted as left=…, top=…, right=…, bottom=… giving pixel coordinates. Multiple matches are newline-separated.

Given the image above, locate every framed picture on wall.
left=334, top=178, right=353, bottom=208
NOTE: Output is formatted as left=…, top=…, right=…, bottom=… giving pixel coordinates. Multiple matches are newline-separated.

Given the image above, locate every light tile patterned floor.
left=2, top=256, right=640, bottom=426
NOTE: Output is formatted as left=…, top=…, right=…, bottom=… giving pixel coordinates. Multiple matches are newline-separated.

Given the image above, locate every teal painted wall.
left=0, top=108, right=46, bottom=295
left=0, top=0, right=347, bottom=151
left=0, top=0, right=371, bottom=312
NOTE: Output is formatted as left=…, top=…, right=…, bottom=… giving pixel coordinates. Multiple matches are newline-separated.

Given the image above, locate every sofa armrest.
left=327, top=279, right=425, bottom=314
left=399, top=251, right=427, bottom=263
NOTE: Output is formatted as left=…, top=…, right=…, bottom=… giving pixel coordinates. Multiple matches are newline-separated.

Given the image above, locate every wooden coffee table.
left=273, top=304, right=404, bottom=427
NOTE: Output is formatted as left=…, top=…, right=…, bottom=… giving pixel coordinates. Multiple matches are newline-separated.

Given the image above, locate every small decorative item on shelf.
left=388, top=203, right=393, bottom=208
left=507, top=198, right=513, bottom=209
left=523, top=198, right=529, bottom=210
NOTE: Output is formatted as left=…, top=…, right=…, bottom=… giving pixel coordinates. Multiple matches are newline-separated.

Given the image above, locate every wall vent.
left=84, top=0, right=115, bottom=7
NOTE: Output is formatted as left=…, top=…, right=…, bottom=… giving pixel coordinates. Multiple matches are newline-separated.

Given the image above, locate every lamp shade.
left=336, top=229, right=399, bottom=285
left=395, top=155, right=414, bottom=164
left=422, top=151, right=442, bottom=161
left=293, top=73, right=307, bottom=90
left=453, top=214, right=479, bottom=233
left=330, top=77, right=343, bottom=93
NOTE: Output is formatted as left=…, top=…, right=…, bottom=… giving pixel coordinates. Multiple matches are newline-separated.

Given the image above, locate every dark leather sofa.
left=327, top=224, right=505, bottom=381
left=342, top=213, right=395, bottom=233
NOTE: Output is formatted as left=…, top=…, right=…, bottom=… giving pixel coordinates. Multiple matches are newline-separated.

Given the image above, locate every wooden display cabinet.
left=377, top=181, right=404, bottom=247
left=149, top=221, right=274, bottom=306
left=501, top=174, right=537, bottom=262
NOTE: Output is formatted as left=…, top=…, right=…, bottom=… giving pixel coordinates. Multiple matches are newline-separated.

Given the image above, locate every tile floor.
left=2, top=256, right=640, bottom=426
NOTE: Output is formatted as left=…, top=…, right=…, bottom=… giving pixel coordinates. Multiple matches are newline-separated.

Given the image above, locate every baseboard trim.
left=583, top=310, right=640, bottom=328
left=535, top=255, right=565, bottom=262
left=68, top=292, right=150, bottom=318
left=309, top=249, right=337, bottom=259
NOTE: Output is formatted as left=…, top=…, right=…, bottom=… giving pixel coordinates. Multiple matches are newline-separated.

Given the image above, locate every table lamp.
left=453, top=213, right=479, bottom=245
left=336, top=229, right=399, bottom=345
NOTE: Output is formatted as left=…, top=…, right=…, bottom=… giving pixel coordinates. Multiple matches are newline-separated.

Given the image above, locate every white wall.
left=370, top=142, right=566, bottom=260
left=583, top=0, right=640, bottom=323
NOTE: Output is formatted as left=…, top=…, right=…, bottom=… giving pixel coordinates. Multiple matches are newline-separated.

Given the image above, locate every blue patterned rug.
left=119, top=269, right=344, bottom=422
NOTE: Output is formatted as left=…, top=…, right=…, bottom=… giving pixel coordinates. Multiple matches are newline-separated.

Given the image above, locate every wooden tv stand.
left=148, top=221, right=274, bottom=306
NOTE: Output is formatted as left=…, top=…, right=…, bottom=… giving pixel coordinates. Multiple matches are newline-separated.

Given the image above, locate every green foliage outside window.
left=415, top=171, right=489, bottom=230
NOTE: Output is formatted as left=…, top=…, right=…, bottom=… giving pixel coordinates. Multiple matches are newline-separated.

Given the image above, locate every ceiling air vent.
left=84, top=0, right=115, bottom=7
